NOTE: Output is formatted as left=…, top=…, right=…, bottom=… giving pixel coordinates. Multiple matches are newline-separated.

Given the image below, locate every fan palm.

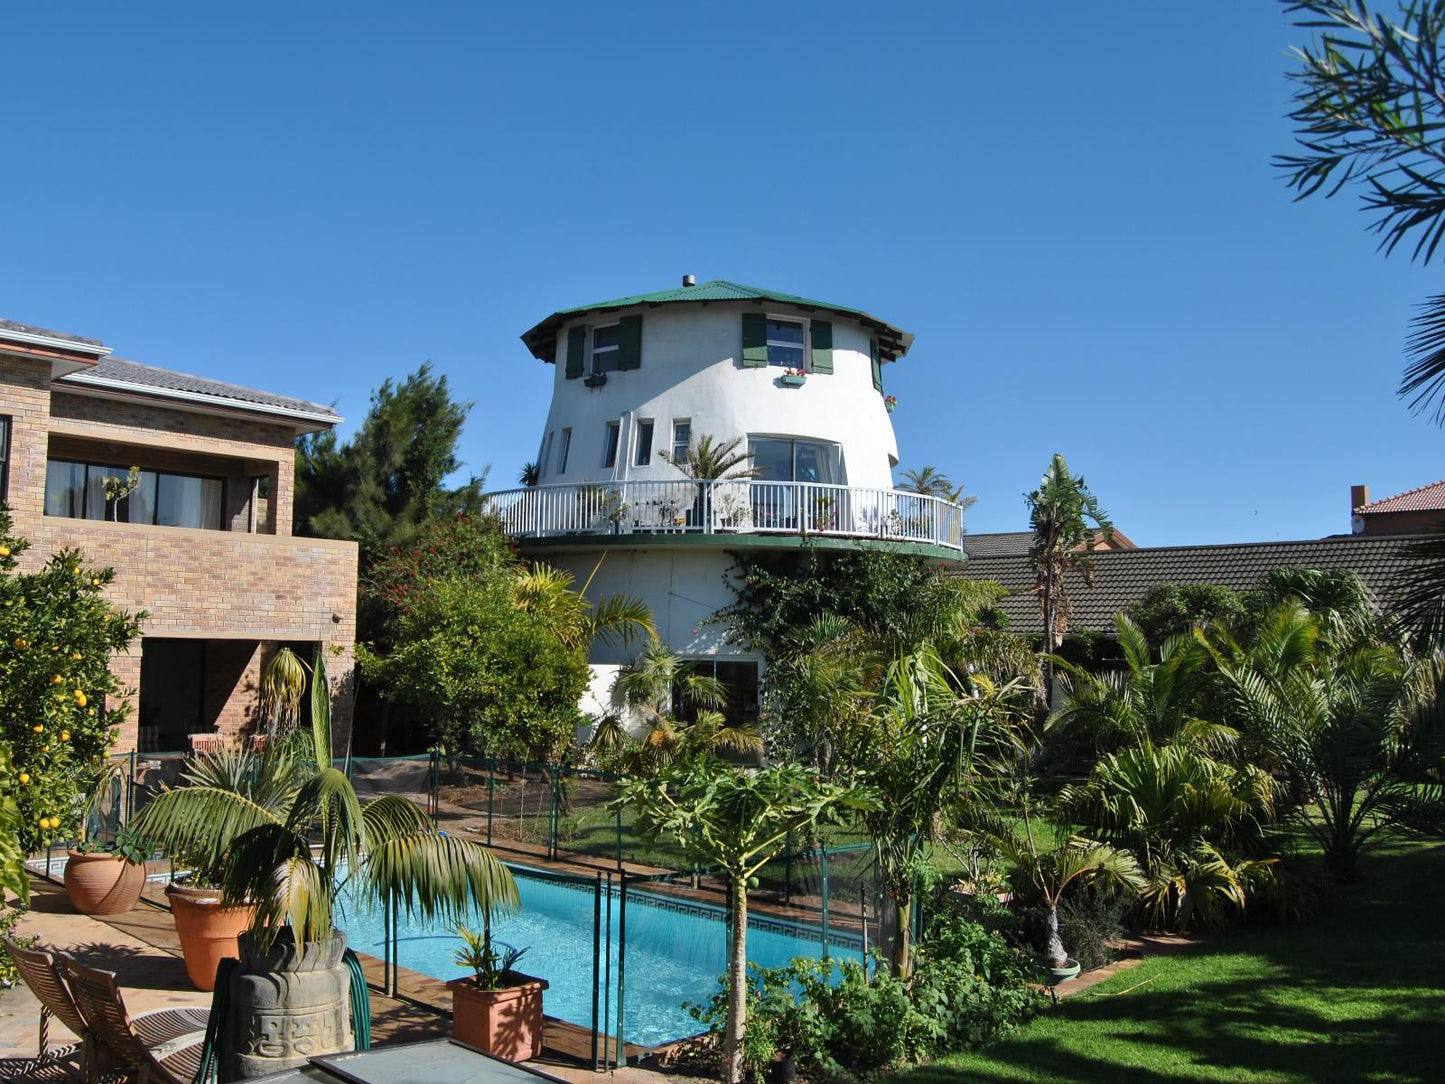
left=135, top=656, right=518, bottom=948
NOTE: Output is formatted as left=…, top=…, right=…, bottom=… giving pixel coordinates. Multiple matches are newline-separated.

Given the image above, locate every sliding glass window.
left=44, top=460, right=224, bottom=530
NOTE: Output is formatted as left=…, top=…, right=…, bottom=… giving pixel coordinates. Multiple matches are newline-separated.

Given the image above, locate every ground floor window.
left=673, top=659, right=760, bottom=727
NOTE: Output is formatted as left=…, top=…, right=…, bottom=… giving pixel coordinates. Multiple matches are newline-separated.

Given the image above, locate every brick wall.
left=0, top=358, right=358, bottom=755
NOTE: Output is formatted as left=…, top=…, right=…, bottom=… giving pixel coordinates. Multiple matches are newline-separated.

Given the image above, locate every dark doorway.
left=138, top=639, right=205, bottom=752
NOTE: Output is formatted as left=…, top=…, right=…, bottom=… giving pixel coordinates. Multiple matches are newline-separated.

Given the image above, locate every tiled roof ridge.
left=967, top=533, right=1437, bottom=558
left=1355, top=479, right=1445, bottom=513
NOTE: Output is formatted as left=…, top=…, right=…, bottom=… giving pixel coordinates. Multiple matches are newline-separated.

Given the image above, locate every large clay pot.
left=223, top=929, right=355, bottom=1080
left=63, top=850, right=145, bottom=915
left=166, top=883, right=257, bottom=991
left=447, top=971, right=549, bottom=1062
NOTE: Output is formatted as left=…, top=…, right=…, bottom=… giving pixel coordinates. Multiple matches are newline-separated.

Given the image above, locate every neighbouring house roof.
left=521, top=279, right=914, bottom=364
left=962, top=534, right=1426, bottom=635
left=55, top=357, right=341, bottom=427
left=0, top=318, right=106, bottom=350
left=1356, top=479, right=1445, bottom=514
left=963, top=529, right=1137, bottom=560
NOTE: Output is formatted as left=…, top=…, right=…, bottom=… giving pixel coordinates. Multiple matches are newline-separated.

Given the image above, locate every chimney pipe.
left=1351, top=484, right=1369, bottom=512
left=682, top=274, right=696, bottom=288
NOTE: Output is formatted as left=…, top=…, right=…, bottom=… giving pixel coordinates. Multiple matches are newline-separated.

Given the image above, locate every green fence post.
left=615, top=805, right=623, bottom=871
left=820, top=843, right=830, bottom=959
left=784, top=830, right=793, bottom=904
left=486, top=756, right=495, bottom=847
left=127, top=750, right=137, bottom=822
left=591, top=872, right=602, bottom=1070
left=616, top=875, right=628, bottom=1066
left=548, top=765, right=559, bottom=862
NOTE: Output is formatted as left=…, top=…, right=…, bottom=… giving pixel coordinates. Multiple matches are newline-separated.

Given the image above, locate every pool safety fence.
left=27, top=750, right=917, bottom=1067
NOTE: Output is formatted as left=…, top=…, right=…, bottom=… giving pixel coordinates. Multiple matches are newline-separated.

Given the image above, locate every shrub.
left=689, top=913, right=1039, bottom=1079
left=0, top=512, right=144, bottom=855
left=0, top=904, right=37, bottom=987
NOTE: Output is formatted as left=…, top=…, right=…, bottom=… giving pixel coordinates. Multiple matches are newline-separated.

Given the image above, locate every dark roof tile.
left=55, top=357, right=339, bottom=422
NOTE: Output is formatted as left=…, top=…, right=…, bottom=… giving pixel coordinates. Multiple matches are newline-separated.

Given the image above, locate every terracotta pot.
left=447, top=970, right=549, bottom=1062
left=63, top=850, right=145, bottom=915
left=166, top=883, right=257, bottom=991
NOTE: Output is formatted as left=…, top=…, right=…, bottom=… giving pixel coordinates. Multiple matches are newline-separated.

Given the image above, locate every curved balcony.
left=482, top=480, right=964, bottom=552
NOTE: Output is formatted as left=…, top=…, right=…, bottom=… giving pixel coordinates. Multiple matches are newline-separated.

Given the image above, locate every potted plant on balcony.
left=64, top=821, right=152, bottom=916
left=778, top=368, right=807, bottom=388
left=447, top=922, right=548, bottom=1061
left=134, top=654, right=519, bottom=1078
left=884, top=394, right=898, bottom=414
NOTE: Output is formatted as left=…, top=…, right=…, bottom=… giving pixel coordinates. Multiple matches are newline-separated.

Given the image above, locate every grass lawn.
left=889, top=840, right=1445, bottom=1084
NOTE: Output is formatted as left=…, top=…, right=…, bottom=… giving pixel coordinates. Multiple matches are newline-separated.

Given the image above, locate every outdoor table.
left=244, top=1038, right=569, bottom=1084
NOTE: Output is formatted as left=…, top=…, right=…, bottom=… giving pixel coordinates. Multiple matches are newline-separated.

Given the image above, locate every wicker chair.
left=56, top=955, right=209, bottom=1084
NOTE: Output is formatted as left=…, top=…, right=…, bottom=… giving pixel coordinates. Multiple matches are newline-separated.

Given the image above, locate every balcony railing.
left=482, top=480, right=964, bottom=551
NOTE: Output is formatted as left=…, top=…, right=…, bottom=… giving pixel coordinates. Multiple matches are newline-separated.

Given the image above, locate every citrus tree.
left=0, top=511, right=144, bottom=855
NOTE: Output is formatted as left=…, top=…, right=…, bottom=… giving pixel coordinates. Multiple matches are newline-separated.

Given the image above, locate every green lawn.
left=889, top=841, right=1445, bottom=1084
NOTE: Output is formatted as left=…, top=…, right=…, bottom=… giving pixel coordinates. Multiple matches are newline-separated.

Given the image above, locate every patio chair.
left=56, top=954, right=210, bottom=1084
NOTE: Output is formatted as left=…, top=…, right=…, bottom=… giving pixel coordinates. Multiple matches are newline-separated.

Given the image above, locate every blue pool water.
left=339, top=869, right=860, bottom=1047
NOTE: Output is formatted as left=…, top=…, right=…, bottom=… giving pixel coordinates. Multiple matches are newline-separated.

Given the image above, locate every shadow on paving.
left=897, top=843, right=1445, bottom=1084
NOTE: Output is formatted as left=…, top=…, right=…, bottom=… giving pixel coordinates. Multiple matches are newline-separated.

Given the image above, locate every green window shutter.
left=618, top=314, right=643, bottom=370
left=565, top=326, right=585, bottom=379
left=809, top=320, right=833, bottom=373
left=741, top=312, right=768, bottom=367
left=870, top=339, right=883, bottom=392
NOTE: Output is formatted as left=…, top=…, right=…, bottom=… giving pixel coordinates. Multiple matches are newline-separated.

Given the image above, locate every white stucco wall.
left=531, top=301, right=900, bottom=490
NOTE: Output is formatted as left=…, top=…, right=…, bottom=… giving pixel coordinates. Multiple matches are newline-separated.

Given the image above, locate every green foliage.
left=0, top=510, right=145, bottom=855
left=1127, top=583, right=1244, bottom=647
left=0, top=743, right=30, bottom=903
left=689, top=912, right=1038, bottom=1078
left=452, top=922, right=528, bottom=989
left=360, top=575, right=591, bottom=761
left=898, top=467, right=978, bottom=513
left=295, top=363, right=485, bottom=565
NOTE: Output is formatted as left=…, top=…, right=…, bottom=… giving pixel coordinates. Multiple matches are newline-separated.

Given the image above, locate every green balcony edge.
left=511, top=531, right=966, bottom=565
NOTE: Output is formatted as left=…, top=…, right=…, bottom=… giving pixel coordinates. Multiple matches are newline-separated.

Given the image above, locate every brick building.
left=1351, top=480, right=1445, bottom=536
left=0, top=318, right=357, bottom=754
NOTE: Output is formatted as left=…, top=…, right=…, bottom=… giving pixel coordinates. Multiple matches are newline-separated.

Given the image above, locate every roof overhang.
left=54, top=372, right=343, bottom=433
left=522, top=295, right=914, bottom=365
left=0, top=327, right=111, bottom=379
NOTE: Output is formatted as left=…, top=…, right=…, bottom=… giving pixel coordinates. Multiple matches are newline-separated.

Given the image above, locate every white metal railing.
left=481, top=480, right=964, bottom=550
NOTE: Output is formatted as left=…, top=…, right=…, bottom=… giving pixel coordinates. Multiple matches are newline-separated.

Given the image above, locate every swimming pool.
left=339, top=868, right=861, bottom=1047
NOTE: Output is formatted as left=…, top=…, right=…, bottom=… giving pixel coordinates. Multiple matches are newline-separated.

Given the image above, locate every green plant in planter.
left=136, top=655, right=519, bottom=950
left=452, top=922, right=528, bottom=989
left=73, top=823, right=152, bottom=863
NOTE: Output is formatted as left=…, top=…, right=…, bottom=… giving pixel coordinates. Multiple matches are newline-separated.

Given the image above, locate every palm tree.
left=518, top=461, right=540, bottom=487
left=1026, top=454, right=1113, bottom=698
left=509, top=562, right=656, bottom=651
left=135, top=656, right=519, bottom=949
left=898, top=465, right=978, bottom=512
left=1215, top=607, right=1445, bottom=882
left=661, top=434, right=758, bottom=481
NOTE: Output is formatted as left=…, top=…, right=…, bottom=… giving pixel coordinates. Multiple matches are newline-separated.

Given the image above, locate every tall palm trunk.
left=724, top=874, right=749, bottom=1084
left=889, top=892, right=913, bottom=978
left=1044, top=903, right=1067, bottom=968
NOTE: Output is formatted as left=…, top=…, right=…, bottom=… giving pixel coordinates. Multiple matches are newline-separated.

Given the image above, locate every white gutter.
left=57, top=370, right=342, bottom=426
left=0, top=329, right=110, bottom=357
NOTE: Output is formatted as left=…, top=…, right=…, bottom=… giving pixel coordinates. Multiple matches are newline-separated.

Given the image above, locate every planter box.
left=447, top=971, right=549, bottom=1062
left=583, top=374, right=608, bottom=388
left=779, top=374, right=806, bottom=387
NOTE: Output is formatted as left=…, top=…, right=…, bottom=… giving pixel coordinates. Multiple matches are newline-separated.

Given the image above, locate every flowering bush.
left=0, top=510, right=145, bottom=855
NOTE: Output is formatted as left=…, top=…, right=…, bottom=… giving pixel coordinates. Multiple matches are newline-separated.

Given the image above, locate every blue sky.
left=1, top=2, right=1437, bottom=546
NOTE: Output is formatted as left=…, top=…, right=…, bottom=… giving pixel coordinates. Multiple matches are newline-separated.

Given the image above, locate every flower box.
left=447, top=971, right=549, bottom=1062
left=583, top=373, right=608, bottom=388
left=779, top=374, right=806, bottom=388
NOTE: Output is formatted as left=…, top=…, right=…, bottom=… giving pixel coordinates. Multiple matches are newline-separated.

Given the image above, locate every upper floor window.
left=634, top=420, right=654, bottom=466
left=44, top=459, right=224, bottom=530
left=566, top=315, right=642, bottom=379
left=591, top=325, right=621, bottom=374
left=603, top=422, right=620, bottom=468
left=0, top=416, right=10, bottom=505
left=540, top=432, right=554, bottom=479
left=765, top=318, right=806, bottom=368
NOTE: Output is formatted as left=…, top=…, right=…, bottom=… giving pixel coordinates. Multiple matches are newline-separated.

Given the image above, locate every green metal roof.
left=520, top=279, right=914, bottom=364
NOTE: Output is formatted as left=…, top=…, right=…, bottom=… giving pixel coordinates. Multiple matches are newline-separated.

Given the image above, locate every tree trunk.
left=724, top=875, right=749, bottom=1084
left=1045, top=904, right=1068, bottom=968
left=889, top=894, right=913, bottom=979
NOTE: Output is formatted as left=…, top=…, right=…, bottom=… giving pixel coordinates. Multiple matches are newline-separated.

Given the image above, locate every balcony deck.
left=483, top=480, right=965, bottom=554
